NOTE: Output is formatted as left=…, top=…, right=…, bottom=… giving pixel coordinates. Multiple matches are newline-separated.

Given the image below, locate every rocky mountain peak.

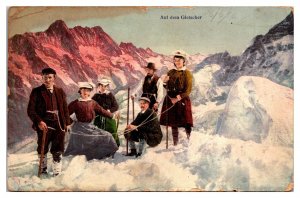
left=45, top=19, right=69, bottom=35
left=265, top=11, right=294, bottom=43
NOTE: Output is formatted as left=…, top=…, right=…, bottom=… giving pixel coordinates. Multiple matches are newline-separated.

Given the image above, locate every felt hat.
left=42, top=67, right=56, bottom=75
left=139, top=97, right=151, bottom=103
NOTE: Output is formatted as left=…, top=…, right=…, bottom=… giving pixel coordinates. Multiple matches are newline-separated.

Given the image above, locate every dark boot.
left=126, top=149, right=137, bottom=156
left=38, top=154, right=48, bottom=174
left=41, top=167, right=48, bottom=174
left=135, top=152, right=142, bottom=158
left=186, top=133, right=191, bottom=140
left=52, top=152, right=62, bottom=176
left=185, top=126, right=192, bottom=140
left=172, top=127, right=179, bottom=146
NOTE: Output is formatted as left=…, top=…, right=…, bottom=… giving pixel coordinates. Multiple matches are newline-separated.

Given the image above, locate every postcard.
left=7, top=6, right=294, bottom=192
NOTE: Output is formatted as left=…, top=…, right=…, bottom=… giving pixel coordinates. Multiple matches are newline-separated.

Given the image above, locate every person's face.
left=80, top=88, right=92, bottom=99
left=98, top=84, right=109, bottom=93
left=42, top=74, right=55, bottom=88
left=173, top=57, right=185, bottom=69
left=139, top=100, right=149, bottom=111
left=145, top=68, right=155, bottom=76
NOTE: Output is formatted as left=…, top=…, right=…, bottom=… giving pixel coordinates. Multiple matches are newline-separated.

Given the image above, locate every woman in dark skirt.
left=160, top=50, right=193, bottom=146
left=92, top=78, right=120, bottom=146
left=64, top=82, right=119, bottom=160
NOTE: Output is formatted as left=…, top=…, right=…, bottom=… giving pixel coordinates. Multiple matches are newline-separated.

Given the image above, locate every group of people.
left=27, top=50, right=193, bottom=176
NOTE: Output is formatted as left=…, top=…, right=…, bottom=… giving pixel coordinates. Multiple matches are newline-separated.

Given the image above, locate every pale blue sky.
left=9, top=7, right=292, bottom=56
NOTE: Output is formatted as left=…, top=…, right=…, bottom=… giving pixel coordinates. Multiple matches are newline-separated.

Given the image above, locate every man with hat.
left=131, top=62, right=164, bottom=111
left=92, top=77, right=120, bottom=146
left=27, top=67, right=71, bottom=176
left=125, top=97, right=163, bottom=157
left=160, top=50, right=194, bottom=146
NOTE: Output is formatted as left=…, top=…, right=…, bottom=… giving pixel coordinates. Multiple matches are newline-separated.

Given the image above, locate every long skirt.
left=64, top=122, right=118, bottom=160
left=94, top=115, right=120, bottom=146
left=160, top=96, right=193, bottom=127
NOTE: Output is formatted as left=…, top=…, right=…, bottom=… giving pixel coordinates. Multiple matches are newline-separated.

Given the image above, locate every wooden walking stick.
left=126, top=87, right=130, bottom=155
left=166, top=96, right=169, bottom=149
left=38, top=128, right=47, bottom=177
left=132, top=97, right=135, bottom=121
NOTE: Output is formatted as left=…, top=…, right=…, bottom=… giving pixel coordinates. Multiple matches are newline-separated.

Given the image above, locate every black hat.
left=145, top=62, right=156, bottom=71
left=42, top=67, right=56, bottom=75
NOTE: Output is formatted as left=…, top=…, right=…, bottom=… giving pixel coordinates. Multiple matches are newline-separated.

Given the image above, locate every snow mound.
left=216, top=76, right=293, bottom=147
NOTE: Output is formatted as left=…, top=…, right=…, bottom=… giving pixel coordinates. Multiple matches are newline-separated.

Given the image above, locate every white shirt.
left=131, top=75, right=164, bottom=105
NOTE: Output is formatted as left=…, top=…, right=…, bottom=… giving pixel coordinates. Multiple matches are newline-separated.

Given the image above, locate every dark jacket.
left=127, top=108, right=162, bottom=147
left=27, top=84, right=71, bottom=131
left=92, top=92, right=119, bottom=113
left=142, top=75, right=159, bottom=107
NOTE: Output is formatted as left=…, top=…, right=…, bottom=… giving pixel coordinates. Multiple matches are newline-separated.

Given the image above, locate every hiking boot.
left=126, top=149, right=137, bottom=156
left=187, top=133, right=191, bottom=140
left=173, top=140, right=178, bottom=146
left=41, top=167, right=48, bottom=174
left=135, top=153, right=142, bottom=158
left=52, top=160, right=62, bottom=176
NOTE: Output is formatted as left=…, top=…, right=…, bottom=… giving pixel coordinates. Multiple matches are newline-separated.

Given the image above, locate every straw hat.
left=78, top=82, right=95, bottom=89
left=97, top=78, right=111, bottom=86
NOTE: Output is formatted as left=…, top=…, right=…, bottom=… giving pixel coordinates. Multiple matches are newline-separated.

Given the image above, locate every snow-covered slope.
left=7, top=129, right=293, bottom=191
left=191, top=64, right=229, bottom=105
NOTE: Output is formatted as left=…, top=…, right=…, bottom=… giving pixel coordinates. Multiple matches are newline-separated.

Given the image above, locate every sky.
left=8, top=6, right=292, bottom=56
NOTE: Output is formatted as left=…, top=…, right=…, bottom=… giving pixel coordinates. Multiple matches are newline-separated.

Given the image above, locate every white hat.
left=173, top=50, right=187, bottom=60
left=78, top=82, right=95, bottom=89
left=139, top=97, right=150, bottom=103
left=97, top=78, right=111, bottom=86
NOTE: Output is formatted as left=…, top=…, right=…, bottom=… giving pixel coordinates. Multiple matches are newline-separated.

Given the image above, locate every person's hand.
left=113, top=111, right=120, bottom=119
left=153, top=102, right=159, bottom=110
left=66, top=125, right=72, bottom=133
left=127, top=124, right=137, bottom=130
left=130, top=95, right=135, bottom=100
left=176, top=95, right=182, bottom=101
left=170, top=98, right=179, bottom=104
left=38, top=121, right=48, bottom=132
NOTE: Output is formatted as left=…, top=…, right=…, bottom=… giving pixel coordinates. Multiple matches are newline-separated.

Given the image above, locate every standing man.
left=27, top=67, right=71, bottom=176
left=131, top=62, right=164, bottom=112
left=92, top=77, right=120, bottom=146
left=125, top=97, right=163, bottom=157
left=160, top=50, right=193, bottom=146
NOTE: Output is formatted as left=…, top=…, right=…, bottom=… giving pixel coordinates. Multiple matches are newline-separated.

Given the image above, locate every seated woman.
left=92, top=77, right=120, bottom=146
left=64, top=82, right=119, bottom=160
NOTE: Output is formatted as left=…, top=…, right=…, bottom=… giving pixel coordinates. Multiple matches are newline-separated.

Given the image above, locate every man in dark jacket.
left=125, top=97, right=163, bottom=157
left=27, top=67, right=71, bottom=176
left=131, top=63, right=164, bottom=111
